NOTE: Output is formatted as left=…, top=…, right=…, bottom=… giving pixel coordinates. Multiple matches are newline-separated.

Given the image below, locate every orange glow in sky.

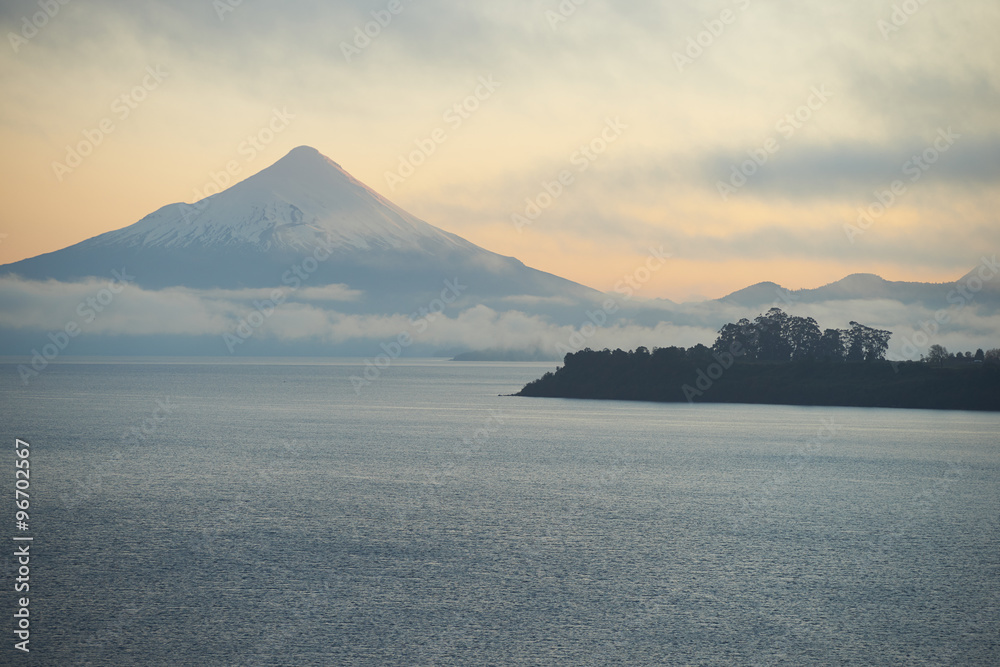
left=1, top=1, right=997, bottom=300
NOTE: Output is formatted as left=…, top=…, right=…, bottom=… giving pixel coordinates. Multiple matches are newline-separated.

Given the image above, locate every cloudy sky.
left=1, top=0, right=998, bottom=302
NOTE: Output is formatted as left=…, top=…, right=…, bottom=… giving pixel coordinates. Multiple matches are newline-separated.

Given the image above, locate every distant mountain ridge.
left=718, top=270, right=998, bottom=311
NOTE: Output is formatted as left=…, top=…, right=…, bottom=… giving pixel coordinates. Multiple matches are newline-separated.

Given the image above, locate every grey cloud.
left=701, top=136, right=1000, bottom=199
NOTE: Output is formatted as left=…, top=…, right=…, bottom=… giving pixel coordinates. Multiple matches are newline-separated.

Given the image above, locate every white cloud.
left=2, top=276, right=996, bottom=358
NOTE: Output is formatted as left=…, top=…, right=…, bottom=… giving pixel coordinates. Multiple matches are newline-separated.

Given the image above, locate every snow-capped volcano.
left=94, top=146, right=475, bottom=255
left=0, top=146, right=599, bottom=315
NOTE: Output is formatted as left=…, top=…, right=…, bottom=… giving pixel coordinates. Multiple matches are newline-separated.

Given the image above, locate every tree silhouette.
left=712, top=318, right=754, bottom=358
left=784, top=315, right=822, bottom=361
left=847, top=321, right=892, bottom=361
left=815, top=328, right=847, bottom=361
left=753, top=308, right=793, bottom=361
left=927, top=344, right=949, bottom=364
left=712, top=308, right=888, bottom=363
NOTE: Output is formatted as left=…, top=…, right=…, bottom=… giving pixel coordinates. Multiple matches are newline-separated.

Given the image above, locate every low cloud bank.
left=0, top=276, right=996, bottom=359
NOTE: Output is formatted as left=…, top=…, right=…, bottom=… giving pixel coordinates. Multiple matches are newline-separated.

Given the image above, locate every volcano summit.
left=0, top=146, right=598, bottom=315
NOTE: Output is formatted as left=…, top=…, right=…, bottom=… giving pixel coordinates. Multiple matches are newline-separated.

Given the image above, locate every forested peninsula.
left=517, top=308, right=1000, bottom=411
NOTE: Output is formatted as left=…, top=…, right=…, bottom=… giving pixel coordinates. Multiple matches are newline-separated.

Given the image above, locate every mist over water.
left=2, top=359, right=997, bottom=665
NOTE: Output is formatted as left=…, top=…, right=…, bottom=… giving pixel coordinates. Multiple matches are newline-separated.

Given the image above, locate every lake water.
left=1, top=358, right=998, bottom=665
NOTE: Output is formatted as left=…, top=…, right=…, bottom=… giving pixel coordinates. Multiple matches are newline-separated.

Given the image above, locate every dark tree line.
left=517, top=343, right=1000, bottom=410
left=711, top=307, right=892, bottom=363
left=926, top=346, right=1000, bottom=365
left=514, top=309, right=1000, bottom=410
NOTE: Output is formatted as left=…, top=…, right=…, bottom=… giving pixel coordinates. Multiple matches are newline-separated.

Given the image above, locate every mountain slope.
left=0, top=146, right=599, bottom=315
left=90, top=146, right=475, bottom=255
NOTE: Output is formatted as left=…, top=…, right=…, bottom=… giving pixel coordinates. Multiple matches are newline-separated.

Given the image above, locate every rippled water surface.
left=1, top=359, right=998, bottom=665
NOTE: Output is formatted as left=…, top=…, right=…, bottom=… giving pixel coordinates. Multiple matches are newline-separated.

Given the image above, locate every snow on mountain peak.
left=93, top=146, right=473, bottom=255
